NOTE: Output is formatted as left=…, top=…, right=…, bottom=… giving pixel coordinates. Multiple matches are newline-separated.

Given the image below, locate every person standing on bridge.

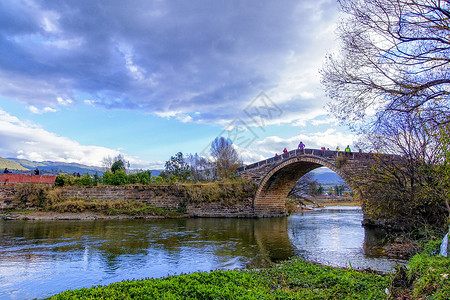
left=283, top=148, right=288, bottom=154
left=298, top=141, right=305, bottom=151
left=345, top=145, right=351, bottom=156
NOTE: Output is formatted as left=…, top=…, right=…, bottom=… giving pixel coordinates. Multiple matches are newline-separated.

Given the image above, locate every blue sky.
left=0, top=0, right=356, bottom=169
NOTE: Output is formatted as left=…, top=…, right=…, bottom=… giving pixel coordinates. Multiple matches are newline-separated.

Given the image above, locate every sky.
left=0, top=0, right=356, bottom=169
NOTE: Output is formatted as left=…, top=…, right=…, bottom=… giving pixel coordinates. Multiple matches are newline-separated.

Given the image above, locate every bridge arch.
left=253, top=155, right=355, bottom=217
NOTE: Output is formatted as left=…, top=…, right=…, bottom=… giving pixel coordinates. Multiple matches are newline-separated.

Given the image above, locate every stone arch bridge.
left=237, top=148, right=392, bottom=217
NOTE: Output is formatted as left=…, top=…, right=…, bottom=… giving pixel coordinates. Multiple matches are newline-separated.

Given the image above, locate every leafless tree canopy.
left=210, top=137, right=241, bottom=179
left=322, top=0, right=450, bottom=128
left=186, top=153, right=215, bottom=181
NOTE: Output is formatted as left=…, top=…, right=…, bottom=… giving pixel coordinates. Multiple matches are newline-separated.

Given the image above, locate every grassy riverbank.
left=47, top=258, right=390, bottom=299
left=44, top=241, right=450, bottom=299
left=45, top=242, right=450, bottom=299
left=0, top=180, right=257, bottom=219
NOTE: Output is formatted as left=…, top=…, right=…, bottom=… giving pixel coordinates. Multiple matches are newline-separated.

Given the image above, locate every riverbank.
left=46, top=246, right=449, bottom=299
left=0, top=198, right=360, bottom=220
left=0, top=210, right=184, bottom=220
left=47, top=258, right=391, bottom=299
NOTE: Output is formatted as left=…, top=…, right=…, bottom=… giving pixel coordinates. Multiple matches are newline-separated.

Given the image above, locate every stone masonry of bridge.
left=237, top=148, right=385, bottom=217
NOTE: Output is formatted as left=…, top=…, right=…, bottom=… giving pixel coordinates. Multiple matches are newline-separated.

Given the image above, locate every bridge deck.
left=237, top=148, right=373, bottom=172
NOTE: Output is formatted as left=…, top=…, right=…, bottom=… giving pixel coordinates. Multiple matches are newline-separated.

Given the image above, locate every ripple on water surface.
left=0, top=212, right=404, bottom=299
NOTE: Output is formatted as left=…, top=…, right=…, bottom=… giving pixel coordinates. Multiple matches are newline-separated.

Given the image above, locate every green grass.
left=44, top=240, right=450, bottom=300
left=46, top=258, right=390, bottom=299
left=405, top=241, right=450, bottom=299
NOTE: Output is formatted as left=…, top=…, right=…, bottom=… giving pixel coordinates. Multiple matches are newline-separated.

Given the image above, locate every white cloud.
left=57, top=97, right=73, bottom=106
left=0, top=0, right=341, bottom=126
left=83, top=100, right=96, bottom=106
left=311, top=117, right=338, bottom=126
left=155, top=111, right=182, bottom=118
left=242, top=129, right=357, bottom=163
left=28, top=105, right=57, bottom=114
left=0, top=108, right=154, bottom=168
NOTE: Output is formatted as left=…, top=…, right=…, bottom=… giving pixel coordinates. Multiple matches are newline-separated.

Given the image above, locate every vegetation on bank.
left=11, top=184, right=184, bottom=216
left=43, top=239, right=449, bottom=299
left=184, top=179, right=256, bottom=205
left=47, top=258, right=390, bottom=300
left=404, top=240, right=450, bottom=299
left=9, top=179, right=256, bottom=216
left=46, top=244, right=450, bottom=300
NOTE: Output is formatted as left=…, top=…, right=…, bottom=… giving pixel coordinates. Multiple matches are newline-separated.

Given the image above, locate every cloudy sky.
left=0, top=0, right=356, bottom=169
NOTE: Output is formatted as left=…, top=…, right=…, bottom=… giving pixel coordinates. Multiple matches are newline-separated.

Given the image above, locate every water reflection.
left=0, top=210, right=403, bottom=299
left=288, top=207, right=405, bottom=271
left=0, top=218, right=294, bottom=299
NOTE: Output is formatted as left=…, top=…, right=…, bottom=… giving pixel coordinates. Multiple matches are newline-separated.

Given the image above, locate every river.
left=0, top=207, right=404, bottom=299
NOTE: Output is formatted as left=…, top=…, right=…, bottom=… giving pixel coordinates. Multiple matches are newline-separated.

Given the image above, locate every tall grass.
left=183, top=178, right=257, bottom=206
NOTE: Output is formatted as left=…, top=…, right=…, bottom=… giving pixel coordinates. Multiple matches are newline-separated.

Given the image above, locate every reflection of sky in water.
left=288, top=207, right=405, bottom=271
left=0, top=218, right=285, bottom=299
left=0, top=213, right=404, bottom=299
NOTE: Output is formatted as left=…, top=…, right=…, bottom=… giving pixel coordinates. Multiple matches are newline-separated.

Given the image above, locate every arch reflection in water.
left=287, top=207, right=405, bottom=271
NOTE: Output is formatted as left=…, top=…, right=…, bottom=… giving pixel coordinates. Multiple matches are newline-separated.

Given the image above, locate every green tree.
left=111, top=160, right=125, bottom=173
left=103, top=154, right=129, bottom=173
left=164, top=152, right=190, bottom=180
left=102, top=170, right=128, bottom=185
left=289, top=173, right=322, bottom=198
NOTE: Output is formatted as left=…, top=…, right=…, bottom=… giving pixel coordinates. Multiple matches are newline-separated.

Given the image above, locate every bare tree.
left=322, top=0, right=450, bottom=129
left=186, top=153, right=215, bottom=182
left=357, top=114, right=450, bottom=230
left=289, top=172, right=323, bottom=197
left=210, top=137, right=242, bottom=179
left=321, top=0, right=450, bottom=232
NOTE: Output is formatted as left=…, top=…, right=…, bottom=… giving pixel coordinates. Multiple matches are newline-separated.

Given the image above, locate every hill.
left=4, top=157, right=104, bottom=175
left=2, top=157, right=161, bottom=176
left=310, top=168, right=346, bottom=185
left=0, top=157, right=29, bottom=171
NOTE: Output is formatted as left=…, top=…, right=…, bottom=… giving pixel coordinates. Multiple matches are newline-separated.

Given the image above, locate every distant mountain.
left=4, top=157, right=104, bottom=175
left=310, top=168, right=346, bottom=185
left=0, top=157, right=29, bottom=171
left=150, top=169, right=162, bottom=177
left=1, top=157, right=162, bottom=177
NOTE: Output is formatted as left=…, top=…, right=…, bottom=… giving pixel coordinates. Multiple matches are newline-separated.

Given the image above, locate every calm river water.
left=0, top=207, right=404, bottom=299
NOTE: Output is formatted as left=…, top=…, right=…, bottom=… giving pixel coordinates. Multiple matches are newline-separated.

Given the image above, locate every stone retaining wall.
left=0, top=186, right=15, bottom=210
left=0, top=184, right=255, bottom=217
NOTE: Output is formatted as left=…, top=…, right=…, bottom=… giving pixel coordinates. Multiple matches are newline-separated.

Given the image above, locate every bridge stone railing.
left=237, top=148, right=374, bottom=173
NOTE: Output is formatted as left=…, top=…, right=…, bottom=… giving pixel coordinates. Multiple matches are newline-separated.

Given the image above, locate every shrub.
left=405, top=243, right=450, bottom=299
left=135, top=170, right=152, bottom=184
left=184, top=179, right=257, bottom=205
left=74, top=173, right=96, bottom=186
left=102, top=170, right=129, bottom=185
left=13, top=184, right=48, bottom=208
